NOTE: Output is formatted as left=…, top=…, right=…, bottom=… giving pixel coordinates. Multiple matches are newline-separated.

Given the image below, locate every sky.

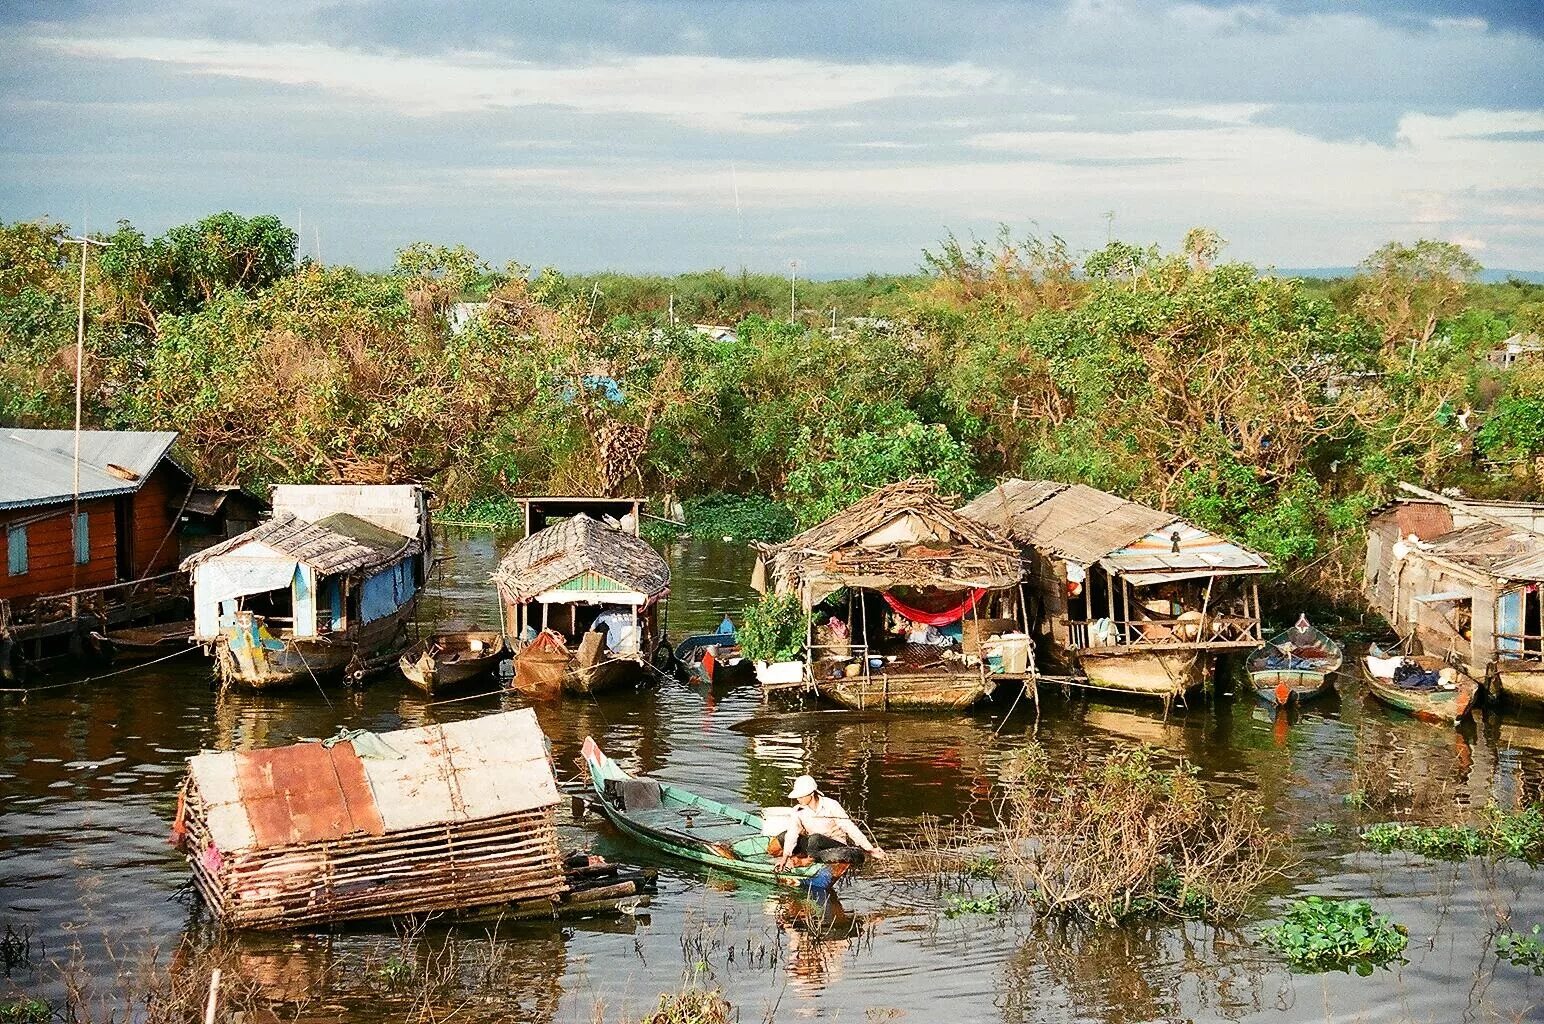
left=2, top=0, right=1543, bottom=275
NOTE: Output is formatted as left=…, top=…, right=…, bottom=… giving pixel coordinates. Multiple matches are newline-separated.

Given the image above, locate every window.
left=74, top=512, right=89, bottom=565
left=6, top=524, right=27, bottom=576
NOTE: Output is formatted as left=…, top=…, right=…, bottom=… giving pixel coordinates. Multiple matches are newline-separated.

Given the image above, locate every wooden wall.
left=0, top=499, right=117, bottom=602
left=129, top=464, right=190, bottom=578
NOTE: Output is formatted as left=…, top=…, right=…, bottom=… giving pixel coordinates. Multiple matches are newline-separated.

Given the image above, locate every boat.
left=398, top=630, right=504, bottom=695
left=580, top=737, right=859, bottom=889
left=1361, top=646, right=1480, bottom=724
left=494, top=512, right=670, bottom=697
left=676, top=618, right=755, bottom=687
left=97, top=619, right=196, bottom=662
left=182, top=485, right=432, bottom=690
left=1248, top=614, right=1342, bottom=706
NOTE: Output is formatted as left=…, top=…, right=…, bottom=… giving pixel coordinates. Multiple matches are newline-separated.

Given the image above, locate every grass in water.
left=638, top=988, right=734, bottom=1024
left=1261, top=897, right=1408, bottom=974
left=0, top=1000, right=49, bottom=1024
left=1361, top=805, right=1544, bottom=861
left=1497, top=925, right=1544, bottom=975
left=943, top=893, right=1007, bottom=918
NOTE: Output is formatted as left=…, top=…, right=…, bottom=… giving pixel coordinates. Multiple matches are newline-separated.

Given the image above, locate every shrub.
left=639, top=988, right=733, bottom=1024
left=0, top=1000, right=49, bottom=1024
left=738, top=592, right=809, bottom=663
left=1497, top=925, right=1544, bottom=975
left=1261, top=897, right=1408, bottom=973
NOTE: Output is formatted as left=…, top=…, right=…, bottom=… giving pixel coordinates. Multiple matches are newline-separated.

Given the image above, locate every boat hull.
left=1076, top=649, right=1210, bottom=700
left=814, top=670, right=995, bottom=711
left=1362, top=662, right=1478, bottom=725
left=1496, top=662, right=1544, bottom=707
left=216, top=602, right=416, bottom=691
left=580, top=737, right=848, bottom=889
left=399, top=632, right=504, bottom=696
left=566, top=655, right=647, bottom=696
left=1250, top=668, right=1334, bottom=706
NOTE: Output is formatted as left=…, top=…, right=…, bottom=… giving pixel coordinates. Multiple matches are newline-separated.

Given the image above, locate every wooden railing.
left=1068, top=615, right=1262, bottom=652
left=1496, top=634, right=1544, bottom=663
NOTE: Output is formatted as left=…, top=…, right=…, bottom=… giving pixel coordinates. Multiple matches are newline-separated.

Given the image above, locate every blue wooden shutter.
left=7, top=525, right=27, bottom=576
left=74, top=513, right=90, bottom=565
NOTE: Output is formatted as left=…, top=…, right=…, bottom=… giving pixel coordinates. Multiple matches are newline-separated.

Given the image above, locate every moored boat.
left=580, top=737, right=859, bottom=889
left=1248, top=614, right=1342, bottom=706
left=1361, top=646, right=1479, bottom=725
left=677, top=618, right=755, bottom=687
left=399, top=630, right=504, bottom=695
left=97, top=619, right=196, bottom=662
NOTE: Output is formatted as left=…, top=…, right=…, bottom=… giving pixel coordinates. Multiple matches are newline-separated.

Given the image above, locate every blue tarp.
left=360, top=561, right=415, bottom=624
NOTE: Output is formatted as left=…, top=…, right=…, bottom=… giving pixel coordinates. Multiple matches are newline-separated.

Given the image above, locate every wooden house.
left=1364, top=487, right=1544, bottom=705
left=0, top=429, right=195, bottom=677
left=757, top=479, right=1027, bottom=711
left=961, top=479, right=1270, bottom=704
left=495, top=512, right=670, bottom=697
left=177, top=708, right=568, bottom=929
left=181, top=484, right=431, bottom=690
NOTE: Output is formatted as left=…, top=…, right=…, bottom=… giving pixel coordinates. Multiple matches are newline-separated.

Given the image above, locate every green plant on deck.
left=1360, top=804, right=1544, bottom=861
left=1497, top=925, right=1544, bottom=975
left=738, top=592, right=809, bottom=664
left=0, top=999, right=48, bottom=1024
left=1260, top=896, right=1408, bottom=973
left=638, top=987, right=733, bottom=1024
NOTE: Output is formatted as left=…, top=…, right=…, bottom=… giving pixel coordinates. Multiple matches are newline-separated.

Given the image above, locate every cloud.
left=38, top=35, right=999, bottom=133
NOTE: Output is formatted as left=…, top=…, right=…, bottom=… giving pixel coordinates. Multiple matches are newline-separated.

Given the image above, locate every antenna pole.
left=788, top=259, right=798, bottom=321
left=69, top=234, right=108, bottom=616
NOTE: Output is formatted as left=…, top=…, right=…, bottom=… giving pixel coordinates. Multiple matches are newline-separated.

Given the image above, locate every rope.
left=0, top=643, right=200, bottom=696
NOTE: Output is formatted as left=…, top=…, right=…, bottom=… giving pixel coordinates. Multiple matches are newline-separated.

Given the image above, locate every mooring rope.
left=0, top=643, right=200, bottom=697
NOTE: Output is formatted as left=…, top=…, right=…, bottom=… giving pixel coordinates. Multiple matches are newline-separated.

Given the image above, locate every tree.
left=1353, top=239, right=1481, bottom=350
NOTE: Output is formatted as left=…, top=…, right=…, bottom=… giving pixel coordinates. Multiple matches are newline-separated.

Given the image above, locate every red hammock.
left=882, top=588, right=986, bottom=626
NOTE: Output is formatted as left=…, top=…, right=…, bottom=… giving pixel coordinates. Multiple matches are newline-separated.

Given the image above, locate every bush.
left=1261, top=897, right=1408, bottom=973
left=1497, top=925, right=1544, bottom=975
left=1360, top=805, right=1544, bottom=861
left=991, top=744, right=1278, bottom=922
left=738, top=592, right=808, bottom=664
left=639, top=988, right=733, bottom=1024
left=682, top=493, right=796, bottom=542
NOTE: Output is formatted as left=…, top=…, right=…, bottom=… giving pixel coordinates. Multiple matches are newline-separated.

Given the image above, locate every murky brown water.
left=3, top=529, right=1543, bottom=1022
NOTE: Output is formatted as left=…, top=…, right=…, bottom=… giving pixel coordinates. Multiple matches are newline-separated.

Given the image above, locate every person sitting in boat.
left=775, top=775, right=886, bottom=868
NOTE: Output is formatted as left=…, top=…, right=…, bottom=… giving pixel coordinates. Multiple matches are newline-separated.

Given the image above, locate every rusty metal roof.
left=187, top=708, right=560, bottom=854
left=1417, top=521, right=1544, bottom=582
left=180, top=510, right=417, bottom=575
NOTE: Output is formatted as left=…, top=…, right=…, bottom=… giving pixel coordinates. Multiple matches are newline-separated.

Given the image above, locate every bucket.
left=999, top=633, right=1030, bottom=675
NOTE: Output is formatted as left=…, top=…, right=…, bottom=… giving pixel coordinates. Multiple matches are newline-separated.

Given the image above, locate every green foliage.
left=738, top=592, right=809, bottom=664
left=0, top=999, right=48, bottom=1024
left=1360, top=806, right=1544, bottom=861
left=639, top=988, right=734, bottom=1024
left=370, top=954, right=415, bottom=988
left=1496, top=925, right=1544, bottom=975
left=1261, top=897, right=1408, bottom=973
left=943, top=892, right=1007, bottom=918
left=682, top=493, right=796, bottom=542
left=436, top=494, right=525, bottom=528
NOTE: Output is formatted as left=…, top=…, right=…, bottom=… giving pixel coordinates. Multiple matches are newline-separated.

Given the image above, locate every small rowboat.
left=1361, top=646, right=1480, bottom=725
left=580, top=737, right=859, bottom=890
left=1249, top=614, right=1342, bottom=706
left=675, top=619, right=755, bottom=687
left=399, top=631, right=504, bottom=695
left=96, top=620, right=196, bottom=662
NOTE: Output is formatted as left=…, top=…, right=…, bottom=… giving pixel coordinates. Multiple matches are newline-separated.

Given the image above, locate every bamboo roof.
left=961, top=478, right=1269, bottom=581
left=179, top=510, right=417, bottom=576
left=765, top=479, right=1023, bottom=594
left=492, top=513, right=670, bottom=602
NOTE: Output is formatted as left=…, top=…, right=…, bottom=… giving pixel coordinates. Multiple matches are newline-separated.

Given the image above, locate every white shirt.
left=786, top=795, right=877, bottom=853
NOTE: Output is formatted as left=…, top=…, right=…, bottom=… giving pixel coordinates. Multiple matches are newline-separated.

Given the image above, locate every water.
left=2, top=528, right=1543, bottom=1022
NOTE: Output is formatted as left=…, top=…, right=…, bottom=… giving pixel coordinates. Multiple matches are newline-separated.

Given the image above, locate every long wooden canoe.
left=1361, top=650, right=1479, bottom=725
left=580, top=737, right=855, bottom=890
left=1248, top=615, right=1342, bottom=706
left=399, top=631, right=504, bottom=695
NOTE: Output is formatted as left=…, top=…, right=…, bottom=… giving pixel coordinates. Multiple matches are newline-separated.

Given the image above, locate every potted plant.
left=739, top=592, right=809, bottom=685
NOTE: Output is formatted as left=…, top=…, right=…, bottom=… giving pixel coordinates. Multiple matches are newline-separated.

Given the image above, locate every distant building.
left=448, top=301, right=488, bottom=336
left=1487, top=332, right=1544, bottom=369
left=691, top=323, right=738, bottom=343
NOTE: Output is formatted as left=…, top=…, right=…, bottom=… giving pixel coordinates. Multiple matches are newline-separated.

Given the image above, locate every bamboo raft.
left=174, top=709, right=586, bottom=929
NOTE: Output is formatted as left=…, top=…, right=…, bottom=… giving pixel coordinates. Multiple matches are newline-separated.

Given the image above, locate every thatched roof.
left=961, top=478, right=1269, bottom=584
left=180, top=511, right=418, bottom=576
left=492, top=514, right=670, bottom=603
left=764, top=479, right=1023, bottom=598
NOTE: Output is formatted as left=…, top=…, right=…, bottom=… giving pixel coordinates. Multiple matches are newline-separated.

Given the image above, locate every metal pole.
left=68, top=236, right=107, bottom=619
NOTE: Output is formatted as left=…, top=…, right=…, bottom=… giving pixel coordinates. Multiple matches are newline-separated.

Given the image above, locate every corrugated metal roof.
left=962, top=478, right=1269, bottom=576
left=961, top=479, right=1174, bottom=563
left=180, top=510, right=417, bottom=575
left=0, top=429, right=178, bottom=511
left=1416, top=521, right=1544, bottom=582
left=187, top=708, right=559, bottom=854
left=493, top=514, right=669, bottom=602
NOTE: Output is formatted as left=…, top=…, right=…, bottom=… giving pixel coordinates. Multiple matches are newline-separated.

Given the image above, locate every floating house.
left=495, top=508, right=670, bottom=697
left=181, top=484, right=431, bottom=690
left=0, top=429, right=203, bottom=677
left=1364, top=487, right=1544, bottom=704
left=756, top=479, right=1028, bottom=711
left=176, top=708, right=569, bottom=929
left=961, top=479, right=1270, bottom=703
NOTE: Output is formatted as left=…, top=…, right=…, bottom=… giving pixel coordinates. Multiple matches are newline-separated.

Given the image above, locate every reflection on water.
left=1, top=528, right=1543, bottom=1021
